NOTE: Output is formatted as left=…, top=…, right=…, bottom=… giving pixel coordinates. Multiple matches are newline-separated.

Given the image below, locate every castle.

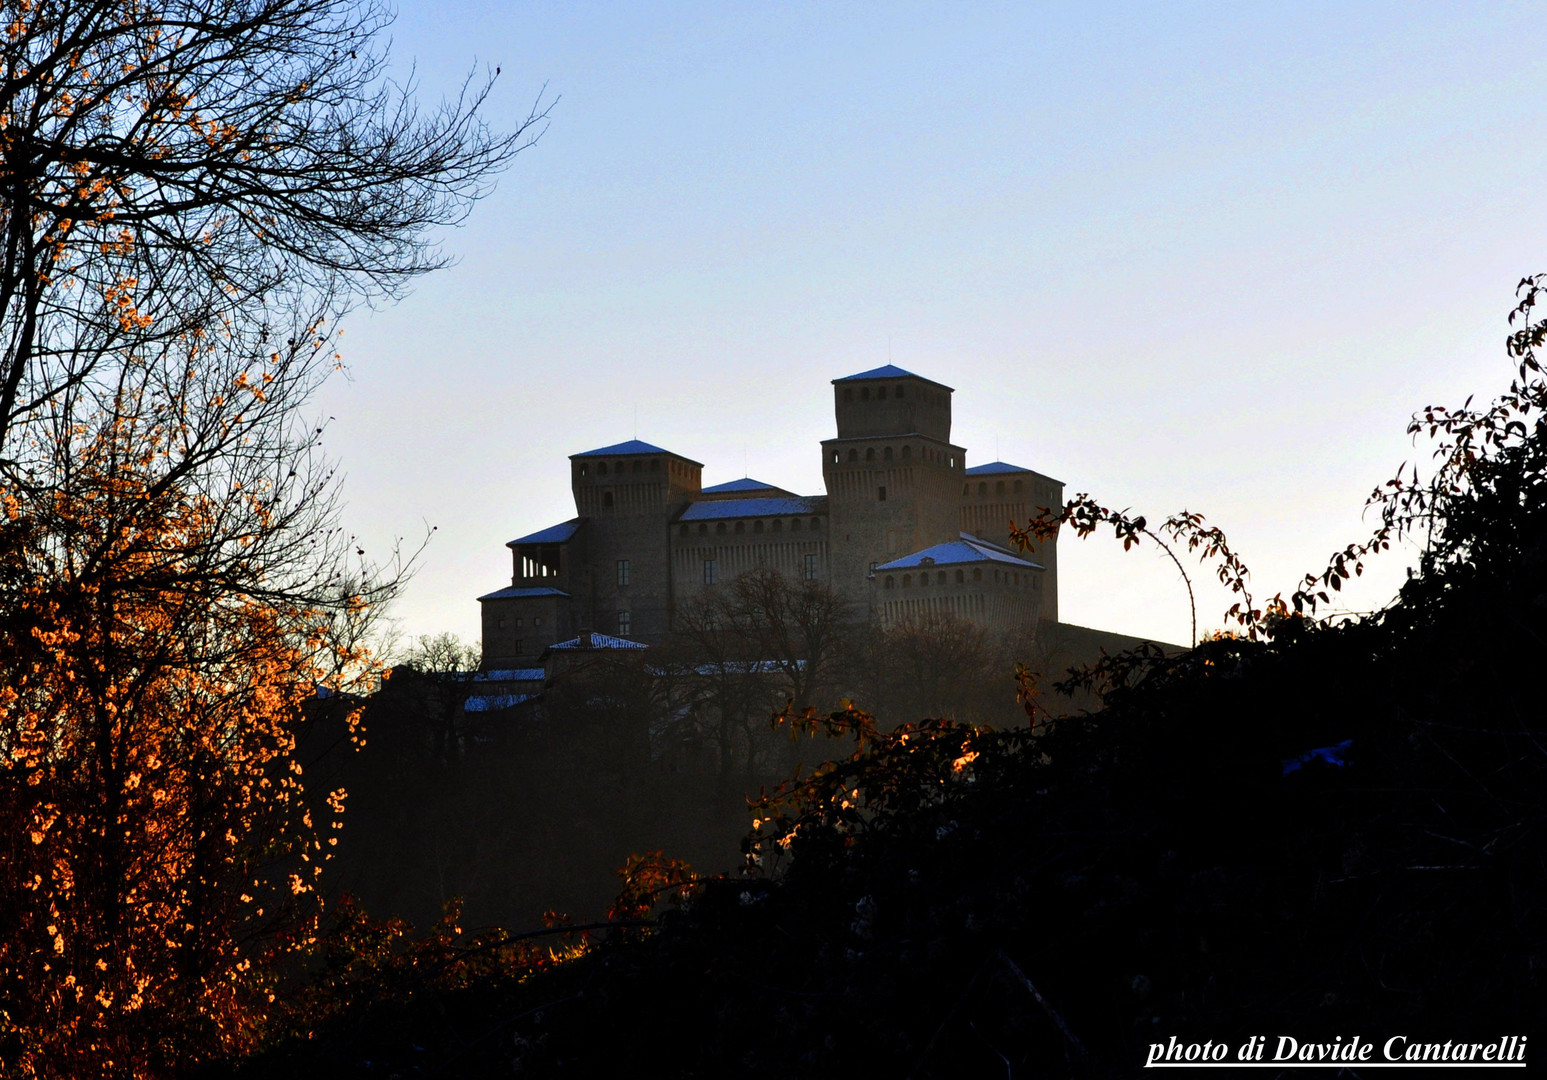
left=478, top=365, right=1064, bottom=669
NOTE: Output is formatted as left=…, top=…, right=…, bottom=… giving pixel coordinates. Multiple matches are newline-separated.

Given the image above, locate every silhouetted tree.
left=0, top=2, right=537, bottom=1074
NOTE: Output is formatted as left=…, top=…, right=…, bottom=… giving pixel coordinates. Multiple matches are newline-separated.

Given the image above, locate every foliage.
left=0, top=1, right=533, bottom=1074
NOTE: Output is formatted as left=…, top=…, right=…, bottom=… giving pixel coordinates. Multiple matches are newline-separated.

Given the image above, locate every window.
left=791, top=518, right=802, bottom=531
left=514, top=639, right=523, bottom=654
left=878, top=486, right=887, bottom=501
left=878, top=385, right=887, bottom=400
left=772, top=519, right=783, bottom=532
left=996, top=480, right=1006, bottom=495
left=902, top=445, right=911, bottom=461
left=498, top=616, right=507, bottom=629
left=515, top=617, right=524, bottom=628
left=754, top=520, right=764, bottom=533
left=861, top=387, right=871, bottom=401
left=534, top=617, right=543, bottom=627
left=938, top=571, right=946, bottom=585
left=716, top=522, right=727, bottom=534
left=896, top=384, right=905, bottom=398
left=811, top=518, right=820, bottom=530
left=704, top=558, right=716, bottom=585
left=885, top=576, right=895, bottom=589
left=1013, top=479, right=1022, bottom=494
left=978, top=482, right=987, bottom=496
left=734, top=521, right=745, bottom=534
left=804, top=554, right=818, bottom=580
left=579, top=464, right=589, bottom=477
left=903, top=574, right=912, bottom=587
left=884, top=446, right=893, bottom=461
left=955, top=569, right=964, bottom=584
left=848, top=448, right=858, bottom=462
left=603, top=491, right=614, bottom=507
left=831, top=451, right=839, bottom=463
left=866, top=447, right=876, bottom=461
left=633, top=459, right=642, bottom=473
left=973, top=568, right=982, bottom=581
left=598, top=462, right=608, bottom=475
left=618, top=610, right=631, bottom=636
left=698, top=523, right=708, bottom=534
left=617, top=559, right=630, bottom=586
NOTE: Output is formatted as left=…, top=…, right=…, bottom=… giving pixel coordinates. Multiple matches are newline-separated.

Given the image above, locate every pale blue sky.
left=316, top=2, right=1547, bottom=651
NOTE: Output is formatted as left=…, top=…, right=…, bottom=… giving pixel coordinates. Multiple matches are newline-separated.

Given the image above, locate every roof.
left=506, top=518, right=583, bottom=546
left=477, top=585, right=570, bottom=601
left=874, top=537, right=1044, bottom=572
left=964, top=461, right=1031, bottom=476
left=679, top=496, right=824, bottom=521
left=700, top=477, right=785, bottom=495
left=465, top=693, right=533, bottom=712
left=963, top=460, right=1064, bottom=484
left=833, top=364, right=953, bottom=391
left=570, top=439, right=703, bottom=466
left=472, top=668, right=545, bottom=683
left=546, top=632, right=648, bottom=651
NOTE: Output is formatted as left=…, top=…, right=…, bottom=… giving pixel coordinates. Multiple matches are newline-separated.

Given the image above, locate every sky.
left=314, top=2, right=1547, bottom=653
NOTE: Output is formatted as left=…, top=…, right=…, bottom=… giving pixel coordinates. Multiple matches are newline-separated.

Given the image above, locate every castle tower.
left=569, top=439, right=702, bottom=644
left=821, top=365, right=966, bottom=611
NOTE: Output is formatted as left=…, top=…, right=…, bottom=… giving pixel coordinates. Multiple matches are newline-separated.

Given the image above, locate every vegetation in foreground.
left=227, top=284, right=1547, bottom=1076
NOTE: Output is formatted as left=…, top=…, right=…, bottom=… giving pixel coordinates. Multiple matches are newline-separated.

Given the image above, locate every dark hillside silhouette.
left=231, top=282, right=1547, bottom=1077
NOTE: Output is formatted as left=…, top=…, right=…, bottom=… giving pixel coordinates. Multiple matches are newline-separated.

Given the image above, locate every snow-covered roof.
left=570, top=439, right=703, bottom=466
left=545, top=632, right=648, bottom=651
left=465, top=693, right=533, bottom=712
left=832, top=364, right=952, bottom=391
left=472, top=668, right=545, bottom=683
left=477, top=585, right=570, bottom=601
left=875, top=537, right=1044, bottom=572
left=506, top=518, right=583, bottom=546
left=679, top=496, right=823, bottom=521
left=700, top=477, right=786, bottom=495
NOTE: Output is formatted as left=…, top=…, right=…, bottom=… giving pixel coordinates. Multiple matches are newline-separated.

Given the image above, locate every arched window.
left=978, top=482, right=987, bottom=496
left=861, top=387, right=871, bottom=401
left=848, top=448, right=858, bottom=462
left=877, top=486, right=887, bottom=501
left=885, top=576, right=895, bottom=589
left=603, top=491, right=614, bottom=507
left=866, top=447, right=876, bottom=461
left=895, top=384, right=905, bottom=398
left=734, top=521, right=745, bottom=533
left=697, top=523, right=707, bottom=534
left=996, top=480, right=1005, bottom=495
left=973, top=568, right=983, bottom=581
left=962, top=484, right=969, bottom=495
left=1013, top=478, right=1022, bottom=493
left=832, top=451, right=840, bottom=463
left=955, top=569, right=964, bottom=584
left=598, top=462, right=608, bottom=476
left=753, top=520, right=763, bottom=533
left=878, top=386, right=887, bottom=400
left=716, top=522, right=727, bottom=535
left=792, top=519, right=802, bottom=531
left=579, top=464, right=589, bottom=477
left=883, top=446, right=893, bottom=461
left=902, top=574, right=912, bottom=587
left=772, top=519, right=783, bottom=532
left=938, top=571, right=946, bottom=585
left=633, top=460, right=643, bottom=473
left=902, top=445, right=911, bottom=461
